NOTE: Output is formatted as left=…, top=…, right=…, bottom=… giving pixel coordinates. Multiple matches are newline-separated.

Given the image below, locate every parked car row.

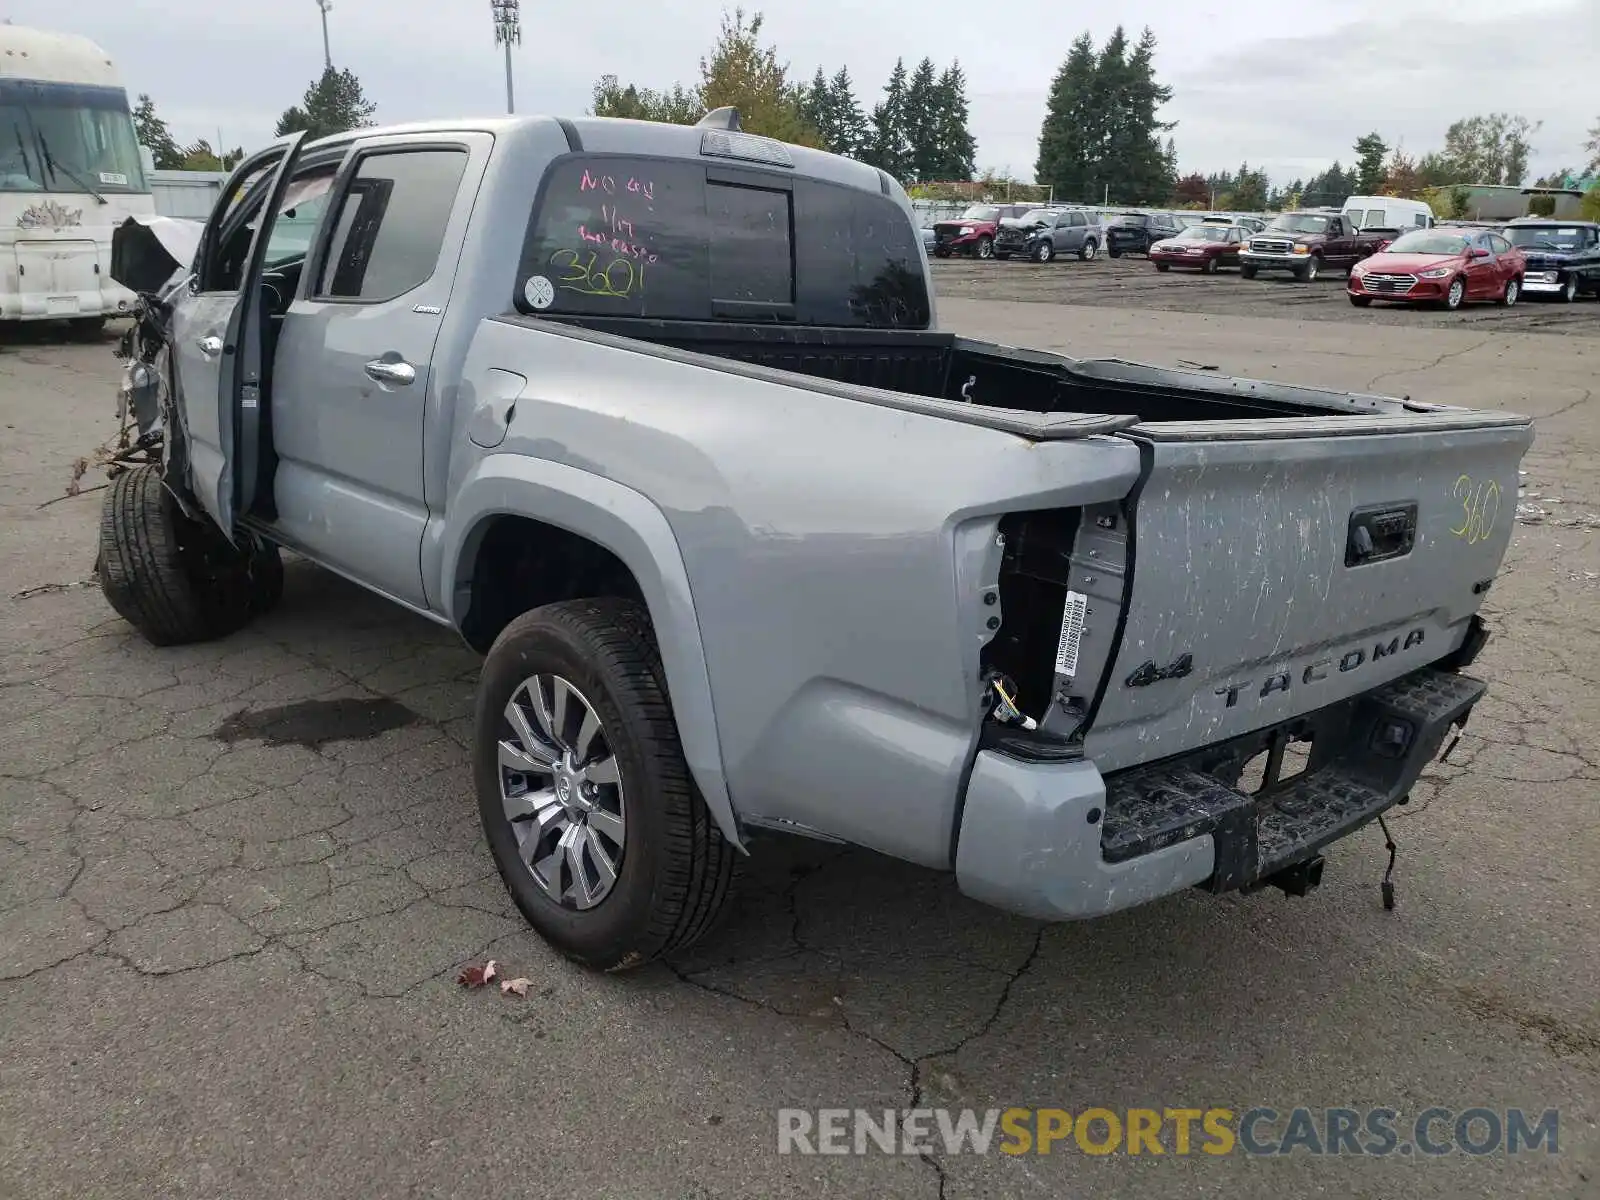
left=923, top=204, right=1269, bottom=265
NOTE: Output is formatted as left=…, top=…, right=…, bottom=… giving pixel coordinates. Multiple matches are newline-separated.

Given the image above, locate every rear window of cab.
left=513, top=156, right=931, bottom=329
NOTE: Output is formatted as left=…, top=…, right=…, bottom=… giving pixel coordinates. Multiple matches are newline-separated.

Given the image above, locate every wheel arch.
left=441, top=456, right=744, bottom=850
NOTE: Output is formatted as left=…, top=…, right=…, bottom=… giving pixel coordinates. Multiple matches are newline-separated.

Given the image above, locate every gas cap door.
left=466, top=368, right=527, bottom=449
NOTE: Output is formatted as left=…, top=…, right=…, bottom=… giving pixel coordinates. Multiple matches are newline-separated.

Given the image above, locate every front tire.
left=974, top=236, right=994, bottom=260
left=1443, top=277, right=1466, bottom=310
left=1296, top=255, right=1322, bottom=282
left=1240, top=264, right=1258, bottom=280
left=1155, top=262, right=1171, bottom=272
left=1349, top=294, right=1373, bottom=307
left=1033, top=241, right=1054, bottom=263
left=1560, top=274, right=1579, bottom=303
left=1201, top=257, right=1218, bottom=274
left=97, top=465, right=268, bottom=646
left=475, top=599, right=736, bottom=972
left=1500, top=276, right=1520, bottom=307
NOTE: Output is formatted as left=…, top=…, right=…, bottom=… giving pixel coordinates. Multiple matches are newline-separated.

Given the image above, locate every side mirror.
left=1468, top=247, right=1490, bottom=259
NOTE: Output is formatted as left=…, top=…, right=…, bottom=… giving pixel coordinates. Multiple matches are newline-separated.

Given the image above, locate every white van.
left=1342, top=195, right=1433, bottom=232
left=1, top=24, right=155, bottom=329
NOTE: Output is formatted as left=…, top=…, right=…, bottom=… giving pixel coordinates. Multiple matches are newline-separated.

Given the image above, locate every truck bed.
left=522, top=313, right=1432, bottom=431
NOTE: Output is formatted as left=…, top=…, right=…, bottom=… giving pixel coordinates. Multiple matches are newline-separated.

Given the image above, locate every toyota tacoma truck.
left=98, top=111, right=1531, bottom=972
left=1240, top=210, right=1390, bottom=281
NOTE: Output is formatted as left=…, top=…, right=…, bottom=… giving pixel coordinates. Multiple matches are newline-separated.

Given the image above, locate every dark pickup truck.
left=1241, top=211, right=1389, bottom=282
left=1504, top=219, right=1600, bottom=302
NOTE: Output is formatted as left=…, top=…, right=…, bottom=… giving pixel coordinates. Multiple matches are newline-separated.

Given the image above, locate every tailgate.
left=1082, top=413, right=1533, bottom=773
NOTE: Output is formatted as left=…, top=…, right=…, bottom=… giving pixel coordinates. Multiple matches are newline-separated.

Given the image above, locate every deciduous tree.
left=275, top=67, right=377, bottom=142
left=131, top=95, right=183, bottom=170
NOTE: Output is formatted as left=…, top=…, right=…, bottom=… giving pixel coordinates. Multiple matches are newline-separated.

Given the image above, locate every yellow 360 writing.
left=1450, top=474, right=1501, bottom=544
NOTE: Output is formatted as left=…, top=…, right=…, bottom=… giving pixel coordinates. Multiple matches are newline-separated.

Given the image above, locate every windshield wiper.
left=36, top=131, right=106, bottom=204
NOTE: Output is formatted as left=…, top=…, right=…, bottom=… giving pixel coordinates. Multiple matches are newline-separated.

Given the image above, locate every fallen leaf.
left=501, top=977, right=532, bottom=997
left=457, top=959, right=499, bottom=988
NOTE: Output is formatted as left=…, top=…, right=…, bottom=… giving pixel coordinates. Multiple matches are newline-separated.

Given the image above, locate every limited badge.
left=524, top=275, right=554, bottom=310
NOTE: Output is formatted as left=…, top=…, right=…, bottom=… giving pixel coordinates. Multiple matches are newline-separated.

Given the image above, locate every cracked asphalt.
left=2, top=292, right=1597, bottom=1198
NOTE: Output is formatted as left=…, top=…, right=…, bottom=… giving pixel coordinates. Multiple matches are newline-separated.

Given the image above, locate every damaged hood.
left=110, top=215, right=204, bottom=296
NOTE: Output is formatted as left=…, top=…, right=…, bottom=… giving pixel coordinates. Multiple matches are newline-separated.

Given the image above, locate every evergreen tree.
left=1230, top=161, right=1268, bottom=211
left=1036, top=28, right=1172, bottom=204
left=867, top=59, right=912, bottom=179
left=1115, top=27, right=1176, bottom=203
left=275, top=67, right=377, bottom=141
left=131, top=94, right=184, bottom=170
left=904, top=58, right=941, bottom=182
left=830, top=68, right=869, bottom=159
left=1035, top=33, right=1096, bottom=202
left=931, top=63, right=976, bottom=180
left=1353, top=132, right=1389, bottom=193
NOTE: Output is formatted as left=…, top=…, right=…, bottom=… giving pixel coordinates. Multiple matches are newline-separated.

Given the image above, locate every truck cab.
left=1241, top=210, right=1388, bottom=281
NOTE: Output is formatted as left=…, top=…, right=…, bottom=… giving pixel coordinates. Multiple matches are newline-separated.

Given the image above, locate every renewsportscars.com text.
left=776, top=1106, right=1560, bottom=1157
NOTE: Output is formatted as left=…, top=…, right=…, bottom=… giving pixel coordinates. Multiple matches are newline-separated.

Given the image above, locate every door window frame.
left=304, top=140, right=475, bottom=308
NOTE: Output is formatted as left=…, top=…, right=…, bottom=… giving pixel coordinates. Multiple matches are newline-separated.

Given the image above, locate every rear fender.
left=438, top=455, right=742, bottom=850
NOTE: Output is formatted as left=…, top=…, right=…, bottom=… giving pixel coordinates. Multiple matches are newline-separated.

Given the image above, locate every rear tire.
left=97, top=465, right=267, bottom=646
left=1109, top=243, right=1122, bottom=259
left=69, top=317, right=108, bottom=340
left=933, top=248, right=950, bottom=259
left=1240, top=264, right=1258, bottom=280
left=475, top=598, right=737, bottom=972
left=1079, top=239, right=1098, bottom=261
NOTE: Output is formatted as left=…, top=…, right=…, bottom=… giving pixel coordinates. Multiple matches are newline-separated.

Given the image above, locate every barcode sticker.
left=1054, top=591, right=1088, bottom=678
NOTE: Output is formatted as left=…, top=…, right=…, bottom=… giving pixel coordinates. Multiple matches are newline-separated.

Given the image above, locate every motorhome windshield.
left=0, top=79, right=148, bottom=196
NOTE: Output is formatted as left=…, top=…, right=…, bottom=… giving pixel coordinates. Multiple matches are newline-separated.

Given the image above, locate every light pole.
left=490, top=0, right=521, bottom=115
left=316, top=0, right=333, bottom=71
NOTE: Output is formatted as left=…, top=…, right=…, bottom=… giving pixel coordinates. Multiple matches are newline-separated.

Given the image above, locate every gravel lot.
left=932, top=255, right=1600, bottom=335
left=2, top=287, right=1597, bottom=1198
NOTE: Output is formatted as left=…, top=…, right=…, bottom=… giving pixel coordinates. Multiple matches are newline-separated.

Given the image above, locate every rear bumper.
left=954, top=662, right=1484, bottom=920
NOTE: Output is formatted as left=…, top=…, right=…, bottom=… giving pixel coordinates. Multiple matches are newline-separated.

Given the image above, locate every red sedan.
left=1349, top=228, right=1525, bottom=310
left=1149, top=224, right=1247, bottom=273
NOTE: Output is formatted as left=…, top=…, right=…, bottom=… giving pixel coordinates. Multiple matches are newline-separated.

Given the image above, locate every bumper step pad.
left=1099, top=667, right=1485, bottom=891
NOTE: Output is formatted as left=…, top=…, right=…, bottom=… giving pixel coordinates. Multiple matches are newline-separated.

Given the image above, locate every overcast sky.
left=4, top=0, right=1594, bottom=185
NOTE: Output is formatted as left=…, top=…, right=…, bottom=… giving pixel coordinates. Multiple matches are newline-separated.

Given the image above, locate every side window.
left=1490, top=234, right=1512, bottom=254
left=1226, top=229, right=1241, bottom=243
left=1067, top=212, right=1086, bottom=228
left=315, top=148, right=468, bottom=302
left=1415, top=214, right=1429, bottom=228
left=1329, top=219, right=1344, bottom=236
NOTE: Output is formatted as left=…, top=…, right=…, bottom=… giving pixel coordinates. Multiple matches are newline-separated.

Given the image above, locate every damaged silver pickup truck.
left=99, top=112, right=1532, bottom=971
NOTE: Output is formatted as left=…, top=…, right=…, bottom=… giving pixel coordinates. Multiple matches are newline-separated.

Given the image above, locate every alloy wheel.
left=497, top=674, right=626, bottom=910
left=1447, top=279, right=1465, bottom=309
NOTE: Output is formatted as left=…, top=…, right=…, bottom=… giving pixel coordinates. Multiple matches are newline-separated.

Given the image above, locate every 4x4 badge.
left=1125, top=654, right=1194, bottom=688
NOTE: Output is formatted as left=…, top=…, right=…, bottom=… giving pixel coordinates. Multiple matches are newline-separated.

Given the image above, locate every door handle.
left=364, top=359, right=416, bottom=387
left=198, top=336, right=223, bottom=359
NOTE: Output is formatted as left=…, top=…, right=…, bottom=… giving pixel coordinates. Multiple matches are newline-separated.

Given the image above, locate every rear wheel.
left=974, top=236, right=994, bottom=260
left=475, top=599, right=737, bottom=971
left=933, top=247, right=950, bottom=259
left=97, top=465, right=276, bottom=646
left=1108, top=243, right=1123, bottom=259
left=1500, top=276, right=1520, bottom=307
left=69, top=316, right=108, bottom=340
left=1079, top=239, right=1098, bottom=261
left=1240, top=264, right=1258, bottom=280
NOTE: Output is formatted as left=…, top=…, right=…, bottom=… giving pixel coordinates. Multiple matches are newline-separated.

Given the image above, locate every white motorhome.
left=1342, top=195, right=1434, bottom=232
left=1, top=24, right=155, bottom=328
